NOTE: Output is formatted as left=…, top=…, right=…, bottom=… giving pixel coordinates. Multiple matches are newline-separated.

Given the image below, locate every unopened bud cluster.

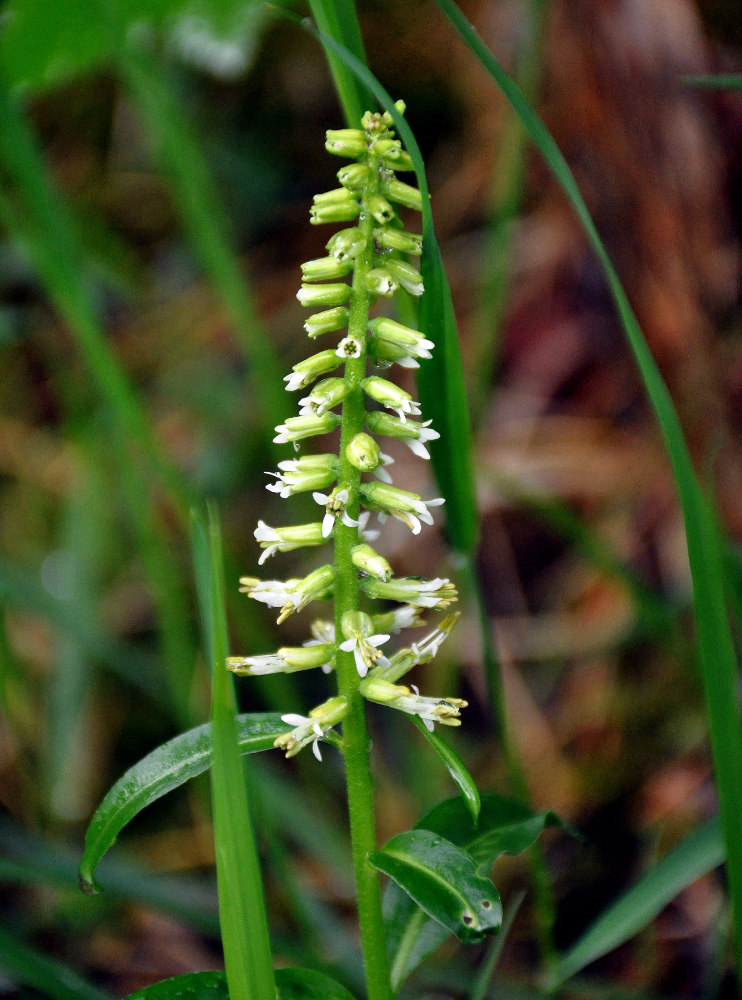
left=229, top=103, right=465, bottom=761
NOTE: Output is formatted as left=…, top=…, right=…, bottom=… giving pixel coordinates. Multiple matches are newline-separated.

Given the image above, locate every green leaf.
left=548, top=817, right=724, bottom=988
left=370, top=829, right=502, bottom=945
left=0, top=0, right=265, bottom=92
left=123, top=969, right=358, bottom=1000
left=432, top=0, right=742, bottom=979
left=307, top=0, right=371, bottom=125
left=682, top=74, right=742, bottom=90
left=191, top=504, right=275, bottom=1000
left=0, top=921, right=113, bottom=1000
left=383, top=794, right=563, bottom=989
left=410, top=716, right=480, bottom=824
left=78, top=711, right=289, bottom=893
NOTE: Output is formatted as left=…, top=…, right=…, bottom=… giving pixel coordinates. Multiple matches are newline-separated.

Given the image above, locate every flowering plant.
left=79, top=103, right=560, bottom=1000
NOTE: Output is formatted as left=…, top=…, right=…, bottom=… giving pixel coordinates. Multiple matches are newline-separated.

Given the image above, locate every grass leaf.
left=191, top=504, right=275, bottom=1000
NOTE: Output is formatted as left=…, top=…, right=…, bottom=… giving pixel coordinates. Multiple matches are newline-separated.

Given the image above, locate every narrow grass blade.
left=410, top=717, right=480, bottom=824
left=191, top=504, right=275, bottom=1000
left=432, top=0, right=742, bottom=981
left=78, top=712, right=290, bottom=893
left=682, top=74, right=742, bottom=89
left=0, top=921, right=113, bottom=1000
left=548, top=818, right=724, bottom=987
left=283, top=13, right=478, bottom=554
left=0, top=82, right=193, bottom=517
left=123, top=968, right=358, bottom=1000
left=0, top=553, right=161, bottom=698
left=114, top=38, right=286, bottom=440
left=308, top=0, right=371, bottom=125
left=468, top=0, right=549, bottom=427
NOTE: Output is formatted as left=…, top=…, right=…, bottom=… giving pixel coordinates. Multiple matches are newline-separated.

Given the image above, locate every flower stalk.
left=229, top=103, right=465, bottom=1000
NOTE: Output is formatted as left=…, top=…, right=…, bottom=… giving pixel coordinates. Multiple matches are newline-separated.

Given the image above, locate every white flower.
left=359, top=676, right=466, bottom=731
left=284, top=370, right=306, bottom=392
left=338, top=632, right=391, bottom=678
left=336, top=336, right=362, bottom=359
left=279, top=713, right=327, bottom=761
left=313, top=488, right=358, bottom=537
left=254, top=521, right=281, bottom=564
left=405, top=420, right=440, bottom=460
left=240, top=576, right=300, bottom=609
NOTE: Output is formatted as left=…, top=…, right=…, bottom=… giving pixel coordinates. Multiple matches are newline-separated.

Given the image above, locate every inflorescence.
left=228, top=102, right=466, bottom=761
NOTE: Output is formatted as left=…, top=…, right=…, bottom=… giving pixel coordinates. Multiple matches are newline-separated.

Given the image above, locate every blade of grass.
left=112, top=32, right=287, bottom=441
left=191, top=504, right=275, bottom=1000
left=468, top=0, right=549, bottom=428
left=0, top=921, right=113, bottom=1000
left=308, top=0, right=371, bottom=125
left=682, top=74, right=742, bottom=89
left=548, top=818, right=724, bottom=987
left=433, top=0, right=742, bottom=985
left=0, top=82, right=194, bottom=518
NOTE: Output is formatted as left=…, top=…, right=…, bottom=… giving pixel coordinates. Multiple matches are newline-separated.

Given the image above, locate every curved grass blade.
left=0, top=921, right=113, bottom=1000
left=432, top=0, right=742, bottom=978
left=191, top=504, right=275, bottom=1000
left=113, top=37, right=287, bottom=441
left=124, top=968, right=357, bottom=1000
left=308, top=0, right=371, bottom=125
left=371, top=829, right=502, bottom=944
left=0, top=83, right=194, bottom=518
left=281, top=11, right=478, bottom=554
left=548, top=817, right=724, bottom=988
left=410, top=716, right=480, bottom=824
left=78, top=711, right=290, bottom=893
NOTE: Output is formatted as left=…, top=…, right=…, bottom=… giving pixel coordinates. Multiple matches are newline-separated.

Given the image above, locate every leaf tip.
left=77, top=868, right=102, bottom=896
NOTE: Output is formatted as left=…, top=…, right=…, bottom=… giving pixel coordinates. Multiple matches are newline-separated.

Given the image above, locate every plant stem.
left=333, top=154, right=393, bottom=1000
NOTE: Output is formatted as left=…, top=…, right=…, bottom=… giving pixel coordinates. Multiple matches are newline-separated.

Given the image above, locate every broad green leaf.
left=370, top=829, right=502, bottom=945
left=549, top=817, right=724, bottom=988
left=0, top=921, right=112, bottom=1000
left=0, top=0, right=266, bottom=92
left=191, top=504, right=275, bottom=1000
left=433, top=0, right=742, bottom=977
left=124, top=969, right=357, bottom=1000
left=410, top=716, right=480, bottom=824
left=78, top=711, right=289, bottom=893
left=383, top=794, right=563, bottom=989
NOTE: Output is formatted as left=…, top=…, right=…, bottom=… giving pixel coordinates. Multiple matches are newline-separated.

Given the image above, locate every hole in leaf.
left=462, top=910, right=474, bottom=926
left=481, top=899, right=492, bottom=909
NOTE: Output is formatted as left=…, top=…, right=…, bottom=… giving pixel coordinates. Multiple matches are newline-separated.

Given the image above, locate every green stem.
left=333, top=154, right=393, bottom=1000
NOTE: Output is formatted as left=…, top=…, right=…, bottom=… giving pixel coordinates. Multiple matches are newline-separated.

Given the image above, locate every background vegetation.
left=1, top=0, right=742, bottom=997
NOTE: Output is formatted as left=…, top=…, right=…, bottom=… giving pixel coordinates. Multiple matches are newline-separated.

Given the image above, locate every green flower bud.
left=365, top=267, right=397, bottom=296
left=374, top=227, right=422, bottom=255
left=299, top=377, right=350, bottom=416
left=284, top=350, right=341, bottom=391
left=384, top=258, right=424, bottom=297
left=313, top=187, right=360, bottom=206
left=345, top=432, right=381, bottom=471
left=326, top=227, right=367, bottom=261
left=310, top=200, right=360, bottom=224
left=325, top=128, right=367, bottom=158
left=382, top=177, right=423, bottom=212
left=367, top=194, right=396, bottom=224
left=296, top=283, right=351, bottom=308
left=301, top=256, right=353, bottom=282
left=337, top=163, right=371, bottom=188
left=363, top=376, right=419, bottom=418
left=361, top=575, right=458, bottom=610
left=304, top=307, right=349, bottom=339
left=341, top=610, right=375, bottom=640
left=254, top=520, right=326, bottom=563
left=352, top=543, right=392, bottom=582
left=274, top=412, right=340, bottom=444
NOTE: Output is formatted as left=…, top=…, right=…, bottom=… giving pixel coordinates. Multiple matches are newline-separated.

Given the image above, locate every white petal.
left=313, top=491, right=328, bottom=505
left=423, top=718, right=435, bottom=732
left=338, top=638, right=356, bottom=652
left=312, top=740, right=323, bottom=761
left=368, top=634, right=390, bottom=647
left=281, top=713, right=307, bottom=726
left=341, top=511, right=359, bottom=527
left=322, top=511, right=335, bottom=537
left=353, top=646, right=368, bottom=677
left=373, top=466, right=393, bottom=484
left=406, top=439, right=430, bottom=460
